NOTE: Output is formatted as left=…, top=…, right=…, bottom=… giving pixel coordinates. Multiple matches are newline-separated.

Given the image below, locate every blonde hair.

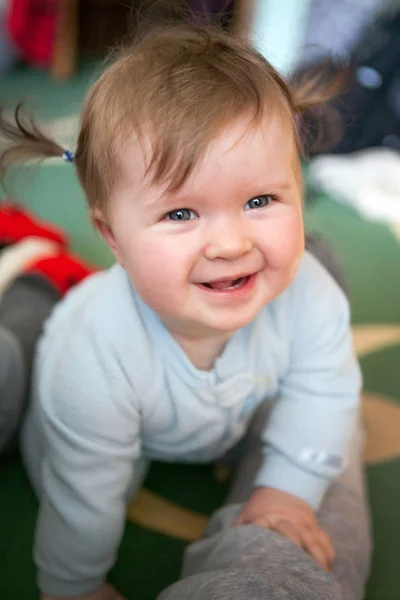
left=0, top=23, right=344, bottom=214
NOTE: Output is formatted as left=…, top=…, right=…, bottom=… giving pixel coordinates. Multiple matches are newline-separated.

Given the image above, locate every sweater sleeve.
left=33, top=324, right=142, bottom=597
left=255, top=255, right=362, bottom=510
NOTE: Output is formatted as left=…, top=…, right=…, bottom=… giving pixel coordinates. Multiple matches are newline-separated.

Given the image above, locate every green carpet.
left=1, top=66, right=400, bottom=600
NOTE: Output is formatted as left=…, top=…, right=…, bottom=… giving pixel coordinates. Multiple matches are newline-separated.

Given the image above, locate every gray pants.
left=0, top=274, right=59, bottom=452
left=159, top=236, right=371, bottom=600
left=159, top=408, right=371, bottom=600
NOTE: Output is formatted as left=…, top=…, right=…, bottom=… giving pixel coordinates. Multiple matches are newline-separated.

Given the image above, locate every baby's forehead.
left=116, top=112, right=297, bottom=194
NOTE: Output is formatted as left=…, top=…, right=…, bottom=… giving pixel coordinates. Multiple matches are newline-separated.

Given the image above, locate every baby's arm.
left=31, top=332, right=142, bottom=598
left=236, top=256, right=361, bottom=568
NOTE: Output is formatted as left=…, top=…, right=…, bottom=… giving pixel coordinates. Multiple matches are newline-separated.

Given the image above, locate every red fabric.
left=7, top=0, right=59, bottom=67
left=0, top=203, right=67, bottom=247
left=0, top=202, right=95, bottom=295
left=26, top=253, right=95, bottom=296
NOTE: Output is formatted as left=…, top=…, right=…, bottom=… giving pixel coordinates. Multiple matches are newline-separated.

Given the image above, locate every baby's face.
left=103, top=115, right=304, bottom=338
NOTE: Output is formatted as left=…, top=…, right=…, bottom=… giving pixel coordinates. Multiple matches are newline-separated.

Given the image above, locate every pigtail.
left=290, top=60, right=351, bottom=155
left=0, top=103, right=66, bottom=182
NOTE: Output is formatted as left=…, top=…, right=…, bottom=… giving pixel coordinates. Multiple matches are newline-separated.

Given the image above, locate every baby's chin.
left=197, top=305, right=266, bottom=334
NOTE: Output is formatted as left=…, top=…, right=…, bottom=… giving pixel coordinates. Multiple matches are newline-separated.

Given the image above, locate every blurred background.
left=2, top=2, right=400, bottom=599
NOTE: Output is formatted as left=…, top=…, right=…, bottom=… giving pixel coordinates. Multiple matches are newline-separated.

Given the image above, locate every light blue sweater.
left=20, top=250, right=361, bottom=597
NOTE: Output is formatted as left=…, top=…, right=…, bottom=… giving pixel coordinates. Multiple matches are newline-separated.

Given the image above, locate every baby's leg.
left=318, top=426, right=372, bottom=600
left=158, top=411, right=371, bottom=600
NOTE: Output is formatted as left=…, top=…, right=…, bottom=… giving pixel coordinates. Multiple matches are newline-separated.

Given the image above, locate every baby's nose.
left=204, top=222, right=253, bottom=261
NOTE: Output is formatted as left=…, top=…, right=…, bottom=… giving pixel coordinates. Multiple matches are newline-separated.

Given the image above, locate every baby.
left=0, top=23, right=367, bottom=600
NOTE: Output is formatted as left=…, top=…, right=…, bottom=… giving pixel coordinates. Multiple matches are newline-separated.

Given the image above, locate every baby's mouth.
left=200, top=276, right=250, bottom=291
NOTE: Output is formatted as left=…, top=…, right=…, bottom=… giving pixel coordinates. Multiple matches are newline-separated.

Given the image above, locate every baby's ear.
left=91, top=209, right=124, bottom=267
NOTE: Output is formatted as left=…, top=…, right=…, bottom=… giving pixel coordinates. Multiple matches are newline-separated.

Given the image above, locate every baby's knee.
left=169, top=509, right=342, bottom=600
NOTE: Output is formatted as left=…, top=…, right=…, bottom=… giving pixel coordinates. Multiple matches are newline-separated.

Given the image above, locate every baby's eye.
left=245, top=195, right=272, bottom=210
left=166, top=208, right=197, bottom=221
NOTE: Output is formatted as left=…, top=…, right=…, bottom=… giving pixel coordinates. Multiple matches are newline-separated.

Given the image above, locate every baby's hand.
left=234, top=487, right=335, bottom=571
left=41, top=582, right=126, bottom=600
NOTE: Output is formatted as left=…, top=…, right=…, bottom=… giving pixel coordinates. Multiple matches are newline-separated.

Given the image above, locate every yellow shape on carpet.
left=127, top=489, right=208, bottom=541
left=362, top=392, right=400, bottom=465
left=352, top=324, right=400, bottom=357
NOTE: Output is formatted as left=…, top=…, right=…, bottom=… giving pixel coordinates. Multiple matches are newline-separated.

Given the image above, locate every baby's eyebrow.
left=146, top=188, right=202, bottom=208
left=241, top=181, right=293, bottom=198
left=265, top=181, right=292, bottom=192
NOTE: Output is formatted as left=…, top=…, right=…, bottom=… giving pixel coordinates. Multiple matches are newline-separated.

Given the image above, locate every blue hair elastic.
left=62, top=149, right=75, bottom=163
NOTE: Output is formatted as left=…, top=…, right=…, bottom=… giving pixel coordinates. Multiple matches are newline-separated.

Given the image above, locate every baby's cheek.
left=133, top=254, right=169, bottom=287
left=266, top=222, right=303, bottom=269
left=282, top=211, right=304, bottom=254
left=127, top=245, right=184, bottom=306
